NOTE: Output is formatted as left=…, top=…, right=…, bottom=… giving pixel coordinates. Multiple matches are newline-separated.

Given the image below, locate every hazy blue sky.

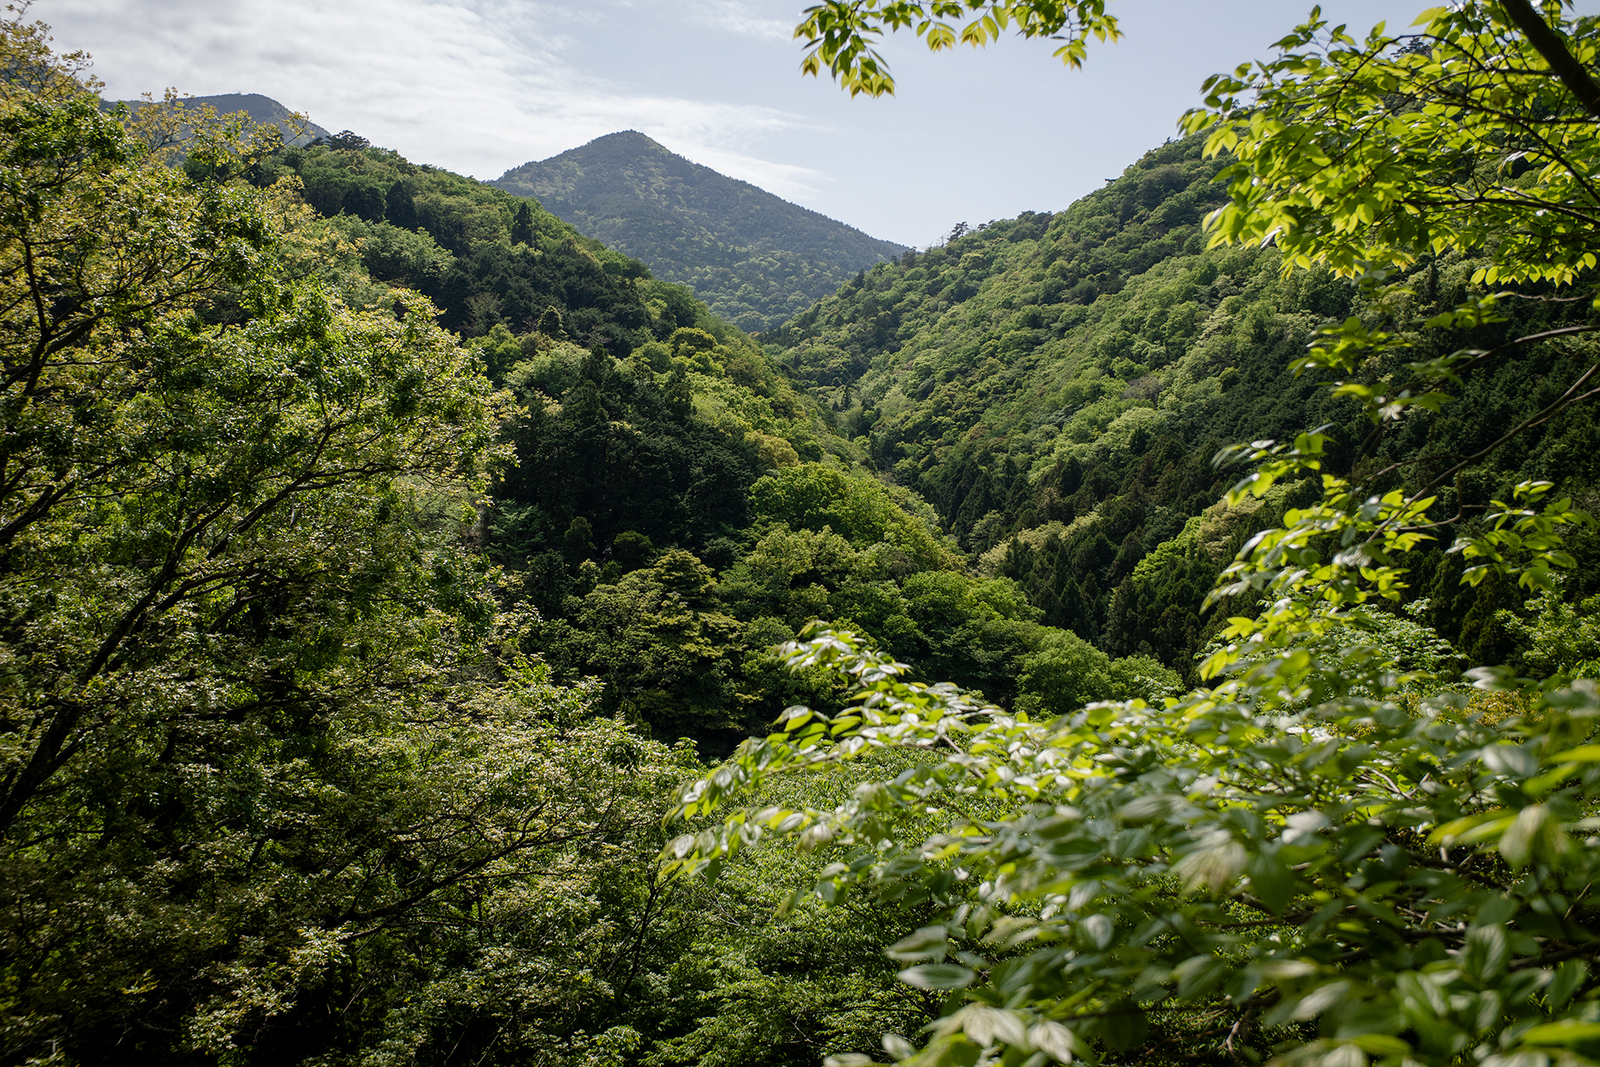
left=51, top=0, right=1443, bottom=245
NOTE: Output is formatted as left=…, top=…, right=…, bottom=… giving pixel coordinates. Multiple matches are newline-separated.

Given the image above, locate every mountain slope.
left=116, top=92, right=329, bottom=145
left=491, top=131, right=907, bottom=330
left=763, top=136, right=1600, bottom=675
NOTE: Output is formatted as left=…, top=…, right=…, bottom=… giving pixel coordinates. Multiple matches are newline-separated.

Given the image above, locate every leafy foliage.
left=1187, top=4, right=1600, bottom=286
left=16, top=0, right=1600, bottom=1063
left=670, top=616, right=1600, bottom=1067
left=113, top=92, right=329, bottom=147
left=666, top=427, right=1600, bottom=1066
left=793, top=0, right=1121, bottom=96
left=0, top=23, right=720, bottom=1065
left=645, top=751, right=947, bottom=1067
left=660, top=6, right=1600, bottom=1066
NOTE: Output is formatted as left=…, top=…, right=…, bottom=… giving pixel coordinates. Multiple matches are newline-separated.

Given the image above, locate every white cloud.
left=40, top=0, right=818, bottom=180
left=684, top=0, right=792, bottom=42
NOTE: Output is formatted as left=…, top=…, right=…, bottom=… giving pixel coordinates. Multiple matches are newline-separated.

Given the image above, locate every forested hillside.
left=240, top=133, right=688, bottom=350
left=492, top=131, right=907, bottom=331
left=113, top=91, right=330, bottom=144
left=12, top=2, right=1600, bottom=1066
left=0, top=24, right=1173, bottom=1064
left=763, top=135, right=1600, bottom=677
left=675, top=7, right=1600, bottom=1067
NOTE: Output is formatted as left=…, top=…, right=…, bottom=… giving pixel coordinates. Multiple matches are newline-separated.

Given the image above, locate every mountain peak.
left=588, top=129, right=659, bottom=147
left=493, top=133, right=905, bottom=330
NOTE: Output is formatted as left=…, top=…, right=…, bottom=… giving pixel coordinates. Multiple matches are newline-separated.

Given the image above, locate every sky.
left=48, top=0, right=1436, bottom=247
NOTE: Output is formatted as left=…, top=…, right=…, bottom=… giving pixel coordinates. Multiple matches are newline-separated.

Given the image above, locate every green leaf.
left=1547, top=960, right=1588, bottom=1010
left=1247, top=849, right=1295, bottom=915
left=1522, top=1021, right=1600, bottom=1046
left=1098, top=1006, right=1148, bottom=1052
left=887, top=925, right=950, bottom=961
left=899, top=964, right=977, bottom=990
left=1462, top=924, right=1509, bottom=981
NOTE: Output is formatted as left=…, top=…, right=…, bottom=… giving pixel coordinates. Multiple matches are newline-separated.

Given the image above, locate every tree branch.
left=1497, top=0, right=1600, bottom=119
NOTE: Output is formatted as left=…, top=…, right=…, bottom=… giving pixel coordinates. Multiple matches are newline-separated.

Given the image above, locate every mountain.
left=115, top=92, right=329, bottom=145
left=762, top=135, right=1600, bottom=677
left=491, top=131, right=907, bottom=331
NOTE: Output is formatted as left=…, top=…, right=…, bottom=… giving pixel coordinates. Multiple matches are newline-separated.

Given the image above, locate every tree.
left=1187, top=4, right=1600, bottom=289
left=322, top=128, right=370, bottom=151
left=539, top=302, right=566, bottom=338
left=793, top=0, right=1588, bottom=119
left=797, top=1, right=1600, bottom=356
left=0, top=18, right=708, bottom=1062
left=792, top=0, right=1121, bottom=97
left=561, top=549, right=742, bottom=738
left=511, top=199, right=535, bottom=245
left=658, top=5, right=1600, bottom=1066
left=666, top=472, right=1600, bottom=1067
left=385, top=177, right=417, bottom=228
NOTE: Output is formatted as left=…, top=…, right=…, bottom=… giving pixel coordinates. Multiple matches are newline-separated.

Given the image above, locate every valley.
left=5, top=4, right=1600, bottom=1066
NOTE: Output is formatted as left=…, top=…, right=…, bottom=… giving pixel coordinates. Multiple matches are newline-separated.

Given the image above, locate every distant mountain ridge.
left=492, top=131, right=907, bottom=330
left=113, top=92, right=329, bottom=146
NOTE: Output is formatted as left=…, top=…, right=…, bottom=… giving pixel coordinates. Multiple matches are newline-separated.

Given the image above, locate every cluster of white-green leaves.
left=666, top=467, right=1600, bottom=1067
left=667, top=5, right=1600, bottom=1060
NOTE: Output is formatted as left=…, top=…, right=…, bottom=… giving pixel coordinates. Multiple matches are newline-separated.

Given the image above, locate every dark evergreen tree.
left=511, top=200, right=535, bottom=245
left=342, top=182, right=385, bottom=222
left=385, top=179, right=417, bottom=229
left=561, top=515, right=596, bottom=567
left=324, top=129, right=370, bottom=151
left=538, top=304, right=564, bottom=339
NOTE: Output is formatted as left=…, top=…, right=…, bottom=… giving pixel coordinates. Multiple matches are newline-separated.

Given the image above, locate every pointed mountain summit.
left=492, top=131, right=907, bottom=330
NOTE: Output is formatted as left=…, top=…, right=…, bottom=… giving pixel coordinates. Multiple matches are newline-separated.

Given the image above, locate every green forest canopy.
left=0, top=16, right=1170, bottom=1064
left=6, top=2, right=1600, bottom=1066
left=673, top=4, right=1600, bottom=1067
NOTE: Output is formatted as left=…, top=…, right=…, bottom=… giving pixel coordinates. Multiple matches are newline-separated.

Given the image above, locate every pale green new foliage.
left=724, top=9, right=1600, bottom=1067
left=664, top=362, right=1600, bottom=1067
left=750, top=463, right=961, bottom=573
left=647, top=749, right=946, bottom=1067
left=793, top=0, right=1120, bottom=97
left=803, top=1, right=1600, bottom=290
left=322, top=211, right=455, bottom=288
left=1184, top=4, right=1600, bottom=288
left=1502, top=584, right=1600, bottom=682
left=0, top=23, right=711, bottom=1062
left=665, top=490, right=1600, bottom=1067
left=1016, top=630, right=1178, bottom=716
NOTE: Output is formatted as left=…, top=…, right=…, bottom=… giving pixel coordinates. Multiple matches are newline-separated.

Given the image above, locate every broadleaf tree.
left=0, top=15, right=699, bottom=1064
left=663, top=2, right=1600, bottom=1066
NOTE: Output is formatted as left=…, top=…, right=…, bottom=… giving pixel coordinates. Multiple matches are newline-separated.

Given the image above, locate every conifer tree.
left=537, top=303, right=565, bottom=338
left=511, top=200, right=534, bottom=245
left=384, top=178, right=417, bottom=228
